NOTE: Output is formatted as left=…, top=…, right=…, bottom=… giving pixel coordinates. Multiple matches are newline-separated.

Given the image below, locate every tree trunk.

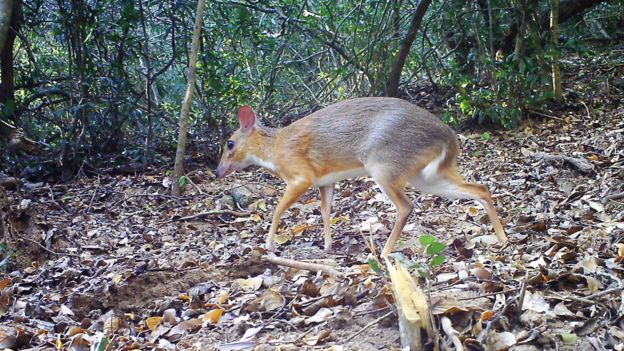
left=0, top=0, right=21, bottom=120
left=385, top=0, right=432, bottom=97
left=139, top=0, right=154, bottom=165
left=0, top=0, right=13, bottom=54
left=551, top=0, right=562, bottom=100
left=172, top=0, right=206, bottom=196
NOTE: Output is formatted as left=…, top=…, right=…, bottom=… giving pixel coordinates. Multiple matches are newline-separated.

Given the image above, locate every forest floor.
left=2, top=55, right=624, bottom=351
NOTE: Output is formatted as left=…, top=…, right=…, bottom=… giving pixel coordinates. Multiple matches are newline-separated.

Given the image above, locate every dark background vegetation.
left=0, top=0, right=623, bottom=179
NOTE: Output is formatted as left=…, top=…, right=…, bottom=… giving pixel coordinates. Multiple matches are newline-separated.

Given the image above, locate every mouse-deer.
left=216, top=97, right=507, bottom=257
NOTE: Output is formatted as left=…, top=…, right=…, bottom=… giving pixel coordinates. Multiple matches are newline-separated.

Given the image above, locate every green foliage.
left=367, top=257, right=384, bottom=276
left=392, top=234, right=448, bottom=278
left=4, top=0, right=623, bottom=175
left=481, top=131, right=492, bottom=142
left=442, top=35, right=555, bottom=128
left=178, top=175, right=190, bottom=190
left=95, top=335, right=110, bottom=351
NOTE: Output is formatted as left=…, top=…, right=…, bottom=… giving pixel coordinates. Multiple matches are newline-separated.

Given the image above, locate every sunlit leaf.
left=204, top=308, right=224, bottom=324
left=426, top=242, right=447, bottom=255
left=146, top=316, right=162, bottom=331
left=561, top=333, right=577, bottom=344
left=430, top=254, right=446, bottom=267
left=368, top=258, right=383, bottom=275
left=419, top=235, right=437, bottom=246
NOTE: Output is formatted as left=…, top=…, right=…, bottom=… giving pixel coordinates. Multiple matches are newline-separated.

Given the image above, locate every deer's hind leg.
left=410, top=165, right=507, bottom=244
left=366, top=165, right=414, bottom=258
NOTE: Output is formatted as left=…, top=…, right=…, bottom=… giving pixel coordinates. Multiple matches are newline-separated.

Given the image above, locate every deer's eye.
left=227, top=140, right=235, bottom=150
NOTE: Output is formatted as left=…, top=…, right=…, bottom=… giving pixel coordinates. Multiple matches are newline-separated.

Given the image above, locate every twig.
left=344, top=310, right=394, bottom=343
left=184, top=174, right=205, bottom=195
left=353, top=306, right=391, bottom=317
left=479, top=290, right=526, bottom=343
left=603, top=192, right=624, bottom=204
left=441, top=316, right=464, bottom=351
left=159, top=209, right=249, bottom=224
left=518, top=273, right=529, bottom=311
left=262, top=254, right=343, bottom=277
left=527, top=109, right=565, bottom=121
left=47, top=185, right=69, bottom=214
left=456, top=287, right=520, bottom=300
left=579, top=100, right=591, bottom=120
left=19, top=237, right=81, bottom=257
left=534, top=152, right=594, bottom=173
left=86, top=175, right=100, bottom=213
left=585, top=285, right=624, bottom=300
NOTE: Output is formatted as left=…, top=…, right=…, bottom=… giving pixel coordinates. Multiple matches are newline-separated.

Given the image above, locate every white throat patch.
left=248, top=154, right=278, bottom=173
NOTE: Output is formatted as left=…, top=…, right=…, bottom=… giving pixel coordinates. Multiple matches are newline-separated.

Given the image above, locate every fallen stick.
left=603, top=192, right=624, bottom=204
left=262, top=254, right=343, bottom=277
left=160, top=209, right=249, bottom=224
left=441, top=316, right=464, bottom=351
left=534, top=152, right=594, bottom=173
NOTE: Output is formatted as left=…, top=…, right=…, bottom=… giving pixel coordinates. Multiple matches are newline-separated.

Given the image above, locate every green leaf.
left=368, top=258, right=384, bottom=275
left=459, top=99, right=471, bottom=113
left=178, top=176, right=189, bottom=189
left=426, top=242, right=447, bottom=255
left=97, top=336, right=110, bottom=351
left=430, top=254, right=447, bottom=267
left=418, top=235, right=437, bottom=246
left=407, top=261, right=423, bottom=270
left=560, top=333, right=577, bottom=344
left=481, top=131, right=492, bottom=141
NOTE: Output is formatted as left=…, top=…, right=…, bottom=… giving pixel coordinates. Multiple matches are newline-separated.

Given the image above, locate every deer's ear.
left=239, top=106, right=255, bottom=134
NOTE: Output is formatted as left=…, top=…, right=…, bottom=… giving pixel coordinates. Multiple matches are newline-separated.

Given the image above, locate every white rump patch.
left=410, top=177, right=458, bottom=198
left=420, top=146, right=446, bottom=181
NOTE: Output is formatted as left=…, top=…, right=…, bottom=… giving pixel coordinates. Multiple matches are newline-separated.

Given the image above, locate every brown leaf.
left=300, top=279, right=320, bottom=297
left=145, top=316, right=162, bottom=331
left=203, top=308, right=224, bottom=324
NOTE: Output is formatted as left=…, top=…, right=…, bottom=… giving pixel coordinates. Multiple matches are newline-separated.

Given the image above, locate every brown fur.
left=216, top=97, right=507, bottom=257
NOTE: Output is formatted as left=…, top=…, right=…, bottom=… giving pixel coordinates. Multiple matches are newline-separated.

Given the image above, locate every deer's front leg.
left=266, top=180, right=312, bottom=251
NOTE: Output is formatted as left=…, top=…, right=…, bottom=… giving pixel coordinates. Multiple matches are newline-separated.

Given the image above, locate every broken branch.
left=262, top=254, right=343, bottom=277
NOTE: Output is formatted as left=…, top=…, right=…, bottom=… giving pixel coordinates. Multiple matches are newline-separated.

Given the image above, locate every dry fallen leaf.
left=307, top=307, right=333, bottom=324
left=553, top=302, right=575, bottom=317
left=585, top=276, right=602, bottom=293
left=467, top=206, right=480, bottom=217
left=217, top=290, right=230, bottom=304
left=168, top=318, right=203, bottom=336
left=331, top=216, right=349, bottom=225
left=274, top=234, right=291, bottom=245
left=0, top=278, right=12, bottom=291
left=146, top=316, right=162, bottom=331
left=579, top=256, right=599, bottom=273
left=204, top=308, right=224, bottom=324
left=481, top=310, right=495, bottom=321
left=521, top=291, right=550, bottom=313
left=258, top=289, right=285, bottom=311
left=162, top=308, right=177, bottom=324
left=487, top=331, right=517, bottom=350
left=237, top=276, right=263, bottom=291
left=303, top=329, right=332, bottom=346
left=291, top=223, right=311, bottom=235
